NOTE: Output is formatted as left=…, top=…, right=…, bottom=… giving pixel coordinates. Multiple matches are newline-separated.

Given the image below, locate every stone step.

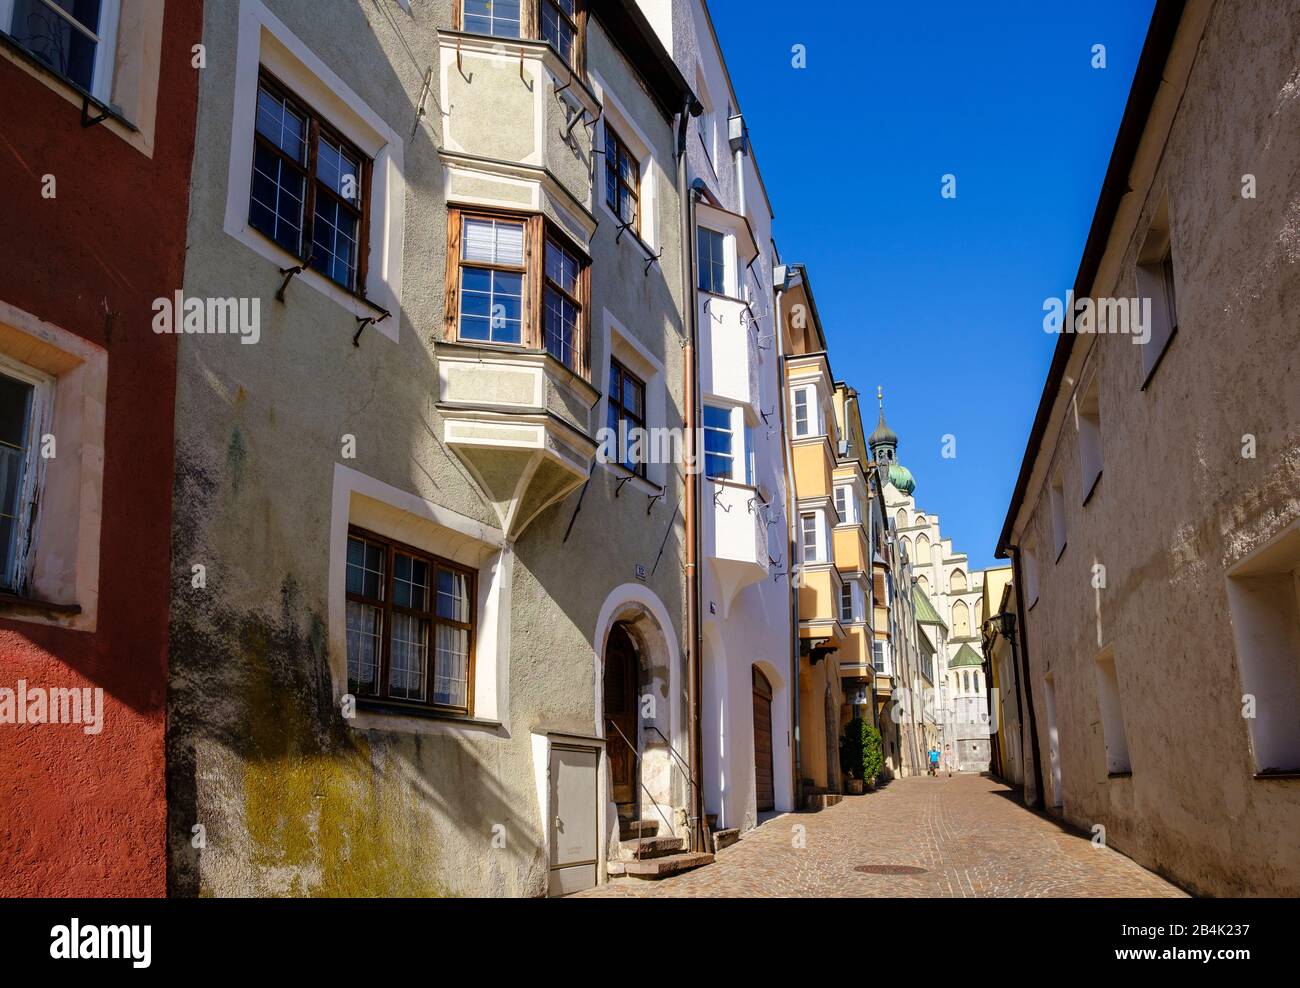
left=619, top=835, right=685, bottom=860
left=608, top=851, right=714, bottom=879
left=712, top=828, right=740, bottom=854
left=618, top=819, right=660, bottom=841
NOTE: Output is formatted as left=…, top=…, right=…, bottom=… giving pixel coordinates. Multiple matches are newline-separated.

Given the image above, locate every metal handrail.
left=642, top=725, right=701, bottom=803
left=604, top=719, right=672, bottom=862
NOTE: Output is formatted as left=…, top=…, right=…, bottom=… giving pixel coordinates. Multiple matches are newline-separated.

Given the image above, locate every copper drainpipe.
left=678, top=104, right=707, bottom=856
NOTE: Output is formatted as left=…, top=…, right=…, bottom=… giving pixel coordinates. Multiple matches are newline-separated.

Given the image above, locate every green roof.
left=912, top=587, right=946, bottom=628
left=948, top=643, right=983, bottom=669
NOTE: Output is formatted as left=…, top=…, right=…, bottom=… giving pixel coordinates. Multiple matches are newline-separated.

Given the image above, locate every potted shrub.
left=841, top=717, right=883, bottom=794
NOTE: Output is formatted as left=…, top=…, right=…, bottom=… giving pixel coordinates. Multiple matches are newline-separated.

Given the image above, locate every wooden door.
left=604, top=624, right=639, bottom=817
left=753, top=667, right=775, bottom=812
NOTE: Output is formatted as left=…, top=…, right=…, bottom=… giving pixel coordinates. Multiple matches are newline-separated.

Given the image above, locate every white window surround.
left=588, top=69, right=660, bottom=252
left=0, top=299, right=106, bottom=632
left=328, top=463, right=512, bottom=736
left=598, top=309, right=667, bottom=491
left=223, top=0, right=405, bottom=338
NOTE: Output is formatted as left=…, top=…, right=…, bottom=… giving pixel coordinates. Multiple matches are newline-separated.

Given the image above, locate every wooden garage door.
left=753, top=667, right=775, bottom=812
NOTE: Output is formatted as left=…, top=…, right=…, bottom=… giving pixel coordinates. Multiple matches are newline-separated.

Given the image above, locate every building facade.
left=885, top=441, right=991, bottom=773
left=980, top=566, right=1027, bottom=787
left=167, top=0, right=701, bottom=898
left=0, top=0, right=204, bottom=895
left=997, top=0, right=1300, bottom=896
left=645, top=0, right=797, bottom=838
left=779, top=266, right=849, bottom=803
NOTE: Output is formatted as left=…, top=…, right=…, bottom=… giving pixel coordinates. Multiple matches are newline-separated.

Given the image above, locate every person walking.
left=927, top=746, right=939, bottom=777
left=943, top=744, right=955, bottom=778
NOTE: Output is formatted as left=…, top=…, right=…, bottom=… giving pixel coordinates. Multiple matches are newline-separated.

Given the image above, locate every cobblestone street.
left=574, top=775, right=1187, bottom=898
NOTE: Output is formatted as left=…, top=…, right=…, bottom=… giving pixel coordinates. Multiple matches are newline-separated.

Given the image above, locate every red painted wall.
left=0, top=3, right=203, bottom=896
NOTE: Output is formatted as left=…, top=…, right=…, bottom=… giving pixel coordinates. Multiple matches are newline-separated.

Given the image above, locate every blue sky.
left=710, top=1, right=1156, bottom=569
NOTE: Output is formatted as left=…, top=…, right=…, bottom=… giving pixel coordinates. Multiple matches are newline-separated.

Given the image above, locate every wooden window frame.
left=800, top=512, right=819, bottom=564
left=608, top=358, right=647, bottom=479
left=251, top=69, right=372, bottom=296
left=543, top=234, right=584, bottom=370
left=445, top=206, right=591, bottom=378
left=345, top=526, right=477, bottom=717
left=604, top=124, right=641, bottom=235
left=697, top=225, right=728, bottom=296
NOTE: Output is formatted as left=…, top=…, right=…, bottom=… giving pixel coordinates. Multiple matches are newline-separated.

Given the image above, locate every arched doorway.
left=604, top=622, right=640, bottom=822
left=752, top=666, right=775, bottom=812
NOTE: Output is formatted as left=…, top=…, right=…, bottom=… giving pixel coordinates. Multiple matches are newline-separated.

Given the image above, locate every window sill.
left=1253, top=770, right=1300, bottom=781
left=438, top=339, right=597, bottom=401
left=355, top=698, right=498, bottom=727
left=1081, top=470, right=1103, bottom=508
left=604, top=462, right=663, bottom=497
left=0, top=591, right=82, bottom=616
left=1107, top=771, right=1133, bottom=779
left=598, top=198, right=655, bottom=256
left=251, top=228, right=390, bottom=318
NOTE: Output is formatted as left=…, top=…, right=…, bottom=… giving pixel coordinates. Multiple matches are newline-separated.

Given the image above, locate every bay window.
left=447, top=207, right=590, bottom=375
left=697, top=226, right=728, bottom=296
left=703, top=403, right=734, bottom=481
left=456, top=0, right=585, bottom=69
left=461, top=0, right=521, bottom=37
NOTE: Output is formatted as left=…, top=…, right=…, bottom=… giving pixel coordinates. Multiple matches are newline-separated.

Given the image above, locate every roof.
left=948, top=643, right=983, bottom=669
left=995, top=0, right=1186, bottom=558
left=913, top=587, right=946, bottom=628
left=592, top=0, right=702, bottom=120
left=869, top=408, right=897, bottom=446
